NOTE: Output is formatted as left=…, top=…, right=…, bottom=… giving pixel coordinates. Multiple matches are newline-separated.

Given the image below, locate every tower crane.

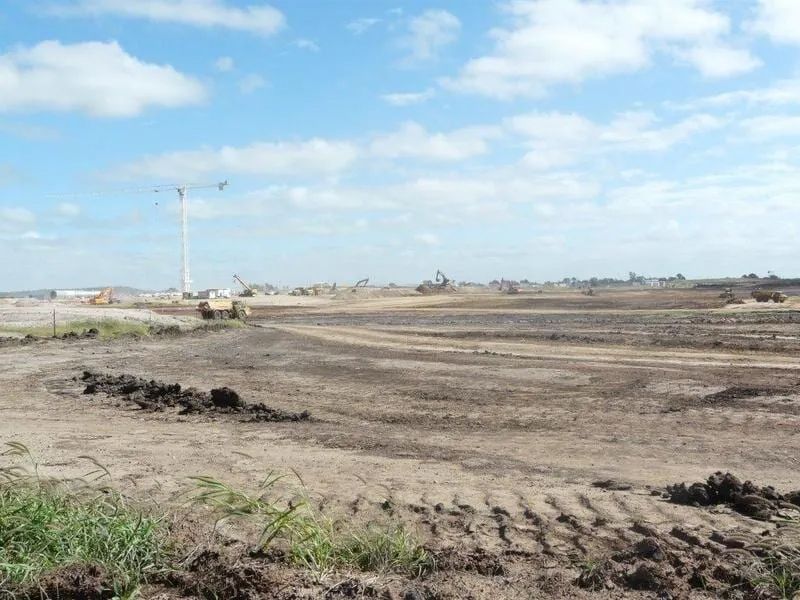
left=46, top=180, right=228, bottom=296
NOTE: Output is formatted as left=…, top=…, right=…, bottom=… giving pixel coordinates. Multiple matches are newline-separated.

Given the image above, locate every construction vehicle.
left=88, top=288, right=114, bottom=305
left=499, top=279, right=520, bottom=294
left=354, top=278, right=369, bottom=288
left=288, top=287, right=311, bottom=296
left=417, top=270, right=456, bottom=294
left=751, top=290, right=788, bottom=303
left=233, top=274, right=257, bottom=297
left=197, top=299, right=251, bottom=320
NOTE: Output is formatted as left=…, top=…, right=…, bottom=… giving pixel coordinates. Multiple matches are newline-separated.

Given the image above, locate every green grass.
left=190, top=475, right=432, bottom=579
left=0, top=318, right=151, bottom=339
left=747, top=544, right=800, bottom=599
left=0, top=443, right=171, bottom=599
left=0, top=317, right=245, bottom=340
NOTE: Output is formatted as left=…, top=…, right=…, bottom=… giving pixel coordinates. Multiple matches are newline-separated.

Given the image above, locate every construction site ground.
left=1, top=287, right=799, bottom=598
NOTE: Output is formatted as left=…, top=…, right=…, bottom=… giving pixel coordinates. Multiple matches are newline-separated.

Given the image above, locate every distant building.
left=642, top=278, right=664, bottom=288
left=197, top=288, right=231, bottom=299
left=50, top=289, right=101, bottom=299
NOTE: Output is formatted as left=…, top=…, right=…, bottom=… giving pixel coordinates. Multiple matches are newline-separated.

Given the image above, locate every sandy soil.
left=0, top=303, right=194, bottom=330
left=1, top=287, right=799, bottom=598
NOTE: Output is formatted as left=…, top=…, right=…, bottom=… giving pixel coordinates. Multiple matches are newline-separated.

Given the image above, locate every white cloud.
left=740, top=115, right=800, bottom=140
left=677, top=43, right=762, bottom=78
left=369, top=121, right=498, bottom=161
left=238, top=74, right=266, bottom=94
left=380, top=89, right=435, bottom=106
left=213, top=56, right=234, bottom=72
left=51, top=0, right=285, bottom=36
left=675, top=77, right=800, bottom=110
left=507, top=109, right=722, bottom=169
left=414, top=233, right=441, bottom=246
left=294, top=38, right=320, bottom=52
left=751, top=0, right=800, bottom=45
left=0, top=41, right=205, bottom=117
left=443, top=0, right=757, bottom=99
left=114, top=139, right=360, bottom=180
left=346, top=17, right=381, bottom=34
left=402, top=9, right=461, bottom=61
left=56, top=202, right=81, bottom=217
left=0, top=207, right=35, bottom=224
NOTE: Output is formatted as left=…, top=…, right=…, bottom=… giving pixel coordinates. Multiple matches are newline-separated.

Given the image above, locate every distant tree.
left=628, top=271, right=637, bottom=282
left=743, top=273, right=759, bottom=279
left=768, top=273, right=779, bottom=280
left=675, top=273, right=686, bottom=280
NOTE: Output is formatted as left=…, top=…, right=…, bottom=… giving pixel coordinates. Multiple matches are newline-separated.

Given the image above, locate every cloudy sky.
left=1, top=0, right=800, bottom=290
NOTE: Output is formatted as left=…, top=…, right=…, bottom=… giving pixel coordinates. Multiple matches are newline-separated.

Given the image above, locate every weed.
left=575, top=557, right=609, bottom=590
left=191, top=476, right=432, bottom=578
left=747, top=544, right=800, bottom=599
left=0, top=443, right=171, bottom=599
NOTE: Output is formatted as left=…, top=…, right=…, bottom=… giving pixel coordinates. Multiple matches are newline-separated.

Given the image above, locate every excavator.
left=88, top=288, right=114, bottom=305
left=499, top=279, right=520, bottom=294
left=417, top=270, right=455, bottom=294
left=354, top=278, right=369, bottom=288
left=233, top=274, right=257, bottom=297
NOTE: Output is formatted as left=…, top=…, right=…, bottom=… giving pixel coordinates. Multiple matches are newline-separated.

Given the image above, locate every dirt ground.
left=1, top=287, right=799, bottom=598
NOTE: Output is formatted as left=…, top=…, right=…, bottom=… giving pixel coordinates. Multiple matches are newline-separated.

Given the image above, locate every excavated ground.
left=1, top=288, right=799, bottom=598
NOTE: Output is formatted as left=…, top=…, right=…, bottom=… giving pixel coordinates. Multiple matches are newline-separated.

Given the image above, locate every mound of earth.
left=79, top=371, right=310, bottom=423
left=666, top=472, right=800, bottom=520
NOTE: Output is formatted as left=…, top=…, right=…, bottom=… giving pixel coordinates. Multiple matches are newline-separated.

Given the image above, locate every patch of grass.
left=0, top=443, right=171, bottom=599
left=747, top=545, right=800, bottom=600
left=0, top=318, right=151, bottom=339
left=575, top=557, right=609, bottom=590
left=191, top=475, right=432, bottom=579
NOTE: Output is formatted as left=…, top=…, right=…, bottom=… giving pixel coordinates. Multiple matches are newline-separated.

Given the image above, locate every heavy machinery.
left=88, top=288, right=114, bottom=305
left=416, top=270, right=456, bottom=294
left=233, top=274, right=256, bottom=297
left=197, top=299, right=251, bottom=320
left=499, top=279, right=520, bottom=294
left=751, top=290, right=788, bottom=303
left=288, top=287, right=311, bottom=296
left=354, top=278, right=369, bottom=288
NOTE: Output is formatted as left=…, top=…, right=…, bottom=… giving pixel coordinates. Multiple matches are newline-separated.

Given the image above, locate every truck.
left=751, top=290, right=788, bottom=303
left=197, top=300, right=251, bottom=320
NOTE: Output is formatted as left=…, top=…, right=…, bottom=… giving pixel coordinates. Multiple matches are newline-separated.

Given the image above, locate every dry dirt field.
left=2, top=287, right=799, bottom=599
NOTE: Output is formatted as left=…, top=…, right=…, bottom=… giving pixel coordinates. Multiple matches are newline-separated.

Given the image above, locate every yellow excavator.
left=88, top=288, right=114, bottom=305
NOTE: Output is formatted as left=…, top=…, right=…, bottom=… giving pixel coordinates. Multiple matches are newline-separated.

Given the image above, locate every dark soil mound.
left=666, top=471, right=800, bottom=520
left=32, top=563, right=114, bottom=600
left=79, top=371, right=310, bottom=423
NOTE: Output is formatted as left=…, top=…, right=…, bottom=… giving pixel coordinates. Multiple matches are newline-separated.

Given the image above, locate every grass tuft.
left=0, top=443, right=171, bottom=599
left=190, top=475, right=432, bottom=579
left=746, top=544, right=800, bottom=600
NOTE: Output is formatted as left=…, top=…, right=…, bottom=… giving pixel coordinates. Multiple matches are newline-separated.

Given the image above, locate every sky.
left=1, top=0, right=800, bottom=290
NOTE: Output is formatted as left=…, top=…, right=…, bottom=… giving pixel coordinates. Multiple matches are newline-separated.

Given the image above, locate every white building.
left=197, top=288, right=232, bottom=299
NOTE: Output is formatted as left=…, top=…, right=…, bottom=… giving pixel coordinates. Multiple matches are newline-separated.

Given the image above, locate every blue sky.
left=1, top=0, right=800, bottom=290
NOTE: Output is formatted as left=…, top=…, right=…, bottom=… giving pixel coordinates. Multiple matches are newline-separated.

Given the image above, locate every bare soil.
left=2, top=288, right=799, bottom=598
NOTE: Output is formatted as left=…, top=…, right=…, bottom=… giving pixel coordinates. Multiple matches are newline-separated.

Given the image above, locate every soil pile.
left=666, top=472, right=800, bottom=520
left=79, top=371, right=310, bottom=423
left=575, top=521, right=800, bottom=598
